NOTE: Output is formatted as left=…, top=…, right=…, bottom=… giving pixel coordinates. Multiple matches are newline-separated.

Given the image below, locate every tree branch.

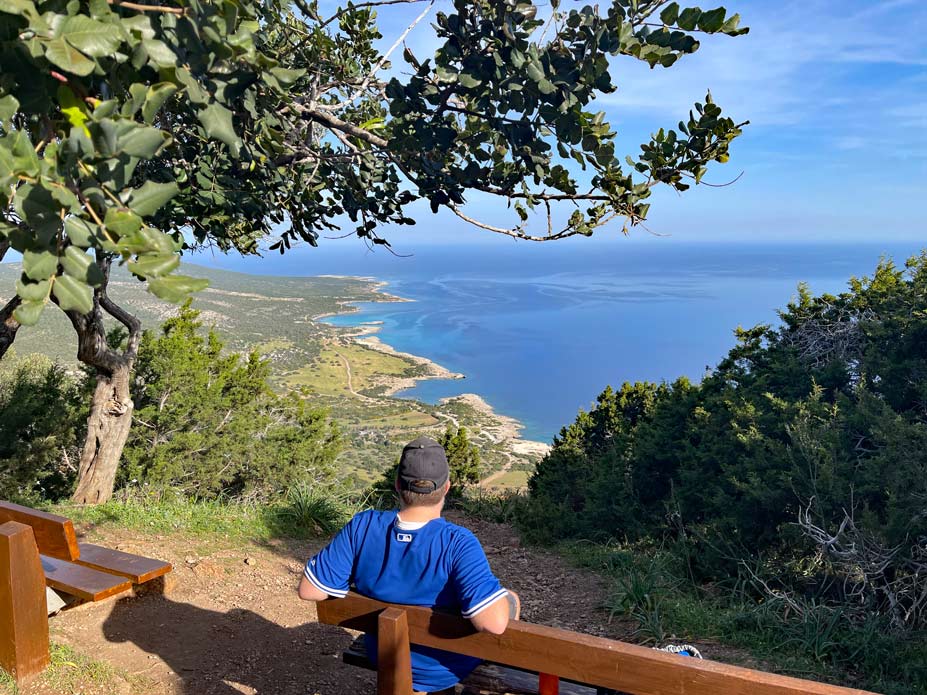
left=325, top=0, right=435, bottom=111
left=295, top=105, right=389, bottom=148
left=319, top=0, right=432, bottom=28
left=96, top=257, right=142, bottom=362
left=107, top=0, right=185, bottom=14
left=0, top=294, right=21, bottom=361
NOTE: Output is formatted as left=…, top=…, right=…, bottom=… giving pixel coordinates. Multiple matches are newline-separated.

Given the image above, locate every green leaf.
left=459, top=72, right=482, bottom=89
left=118, top=125, right=170, bottom=158
left=677, top=7, right=701, bottom=31
left=64, top=216, right=98, bottom=248
left=44, top=38, right=95, bottom=76
left=198, top=103, right=241, bottom=156
left=141, top=39, right=177, bottom=68
left=128, top=252, right=179, bottom=277
left=660, top=2, right=679, bottom=25
left=58, top=15, right=122, bottom=57
left=0, top=0, right=36, bottom=16
left=147, top=274, right=208, bottom=303
left=15, top=277, right=50, bottom=302
left=537, top=79, right=557, bottom=95
left=61, top=245, right=104, bottom=285
left=0, top=94, right=19, bottom=122
left=125, top=180, right=179, bottom=217
left=697, top=8, right=726, bottom=33
left=118, top=225, right=176, bottom=254
left=141, top=82, right=178, bottom=124
left=14, top=183, right=61, bottom=243
left=268, top=67, right=304, bottom=88
left=526, top=62, right=545, bottom=83
left=53, top=273, right=93, bottom=313
left=0, top=131, right=40, bottom=176
left=104, top=208, right=142, bottom=238
left=13, top=299, right=46, bottom=326
left=22, top=249, right=58, bottom=281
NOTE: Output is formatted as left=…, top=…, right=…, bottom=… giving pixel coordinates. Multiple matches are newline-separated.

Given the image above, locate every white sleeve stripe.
left=462, top=588, right=509, bottom=618
left=304, top=565, right=348, bottom=597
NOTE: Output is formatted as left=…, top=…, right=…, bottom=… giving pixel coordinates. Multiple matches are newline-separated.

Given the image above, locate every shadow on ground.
left=101, top=595, right=375, bottom=695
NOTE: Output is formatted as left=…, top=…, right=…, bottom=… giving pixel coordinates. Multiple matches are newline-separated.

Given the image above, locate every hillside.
left=0, top=262, right=546, bottom=486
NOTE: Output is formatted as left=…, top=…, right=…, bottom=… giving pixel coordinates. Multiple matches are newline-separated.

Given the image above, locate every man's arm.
left=297, top=575, right=332, bottom=602
left=469, top=591, right=517, bottom=634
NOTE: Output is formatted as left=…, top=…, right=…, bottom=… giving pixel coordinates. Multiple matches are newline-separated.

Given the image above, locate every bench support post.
left=378, top=607, right=413, bottom=695
left=0, top=521, right=50, bottom=685
left=539, top=672, right=560, bottom=695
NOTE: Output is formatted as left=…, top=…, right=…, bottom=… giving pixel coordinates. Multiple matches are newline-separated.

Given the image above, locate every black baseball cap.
left=397, top=436, right=449, bottom=493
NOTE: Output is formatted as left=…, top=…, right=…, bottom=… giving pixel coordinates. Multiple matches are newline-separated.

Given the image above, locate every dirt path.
left=29, top=513, right=639, bottom=695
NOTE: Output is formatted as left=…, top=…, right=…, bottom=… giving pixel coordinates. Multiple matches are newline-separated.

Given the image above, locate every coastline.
left=310, top=280, right=412, bottom=321
left=319, top=276, right=551, bottom=471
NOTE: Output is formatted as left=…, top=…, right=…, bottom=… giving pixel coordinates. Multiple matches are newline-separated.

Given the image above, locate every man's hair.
left=399, top=480, right=447, bottom=507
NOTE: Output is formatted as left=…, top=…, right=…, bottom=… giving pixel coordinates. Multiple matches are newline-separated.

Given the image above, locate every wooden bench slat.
left=343, top=636, right=599, bottom=695
left=40, top=555, right=131, bottom=602
left=0, top=502, right=79, bottom=561
left=76, top=543, right=172, bottom=584
left=318, top=593, right=880, bottom=695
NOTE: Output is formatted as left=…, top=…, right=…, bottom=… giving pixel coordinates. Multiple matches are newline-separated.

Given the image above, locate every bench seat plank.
left=40, top=555, right=131, bottom=602
left=76, top=543, right=172, bottom=584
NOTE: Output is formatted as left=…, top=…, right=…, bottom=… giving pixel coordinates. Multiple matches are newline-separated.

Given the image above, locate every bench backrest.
left=0, top=502, right=79, bottom=562
left=317, top=592, right=880, bottom=695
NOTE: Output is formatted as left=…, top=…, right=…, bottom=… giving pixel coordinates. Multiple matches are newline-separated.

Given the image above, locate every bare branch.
left=319, top=0, right=432, bottom=28
left=107, top=0, right=185, bottom=15
left=295, top=105, right=389, bottom=148
left=325, top=0, right=435, bottom=111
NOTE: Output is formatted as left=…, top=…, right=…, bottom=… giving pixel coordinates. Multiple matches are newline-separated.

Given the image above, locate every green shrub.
left=526, top=254, right=927, bottom=692
left=121, top=305, right=341, bottom=500
left=0, top=351, right=85, bottom=502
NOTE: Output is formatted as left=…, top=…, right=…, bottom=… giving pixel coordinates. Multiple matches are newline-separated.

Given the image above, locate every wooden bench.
left=0, top=501, right=172, bottom=685
left=317, top=592, right=882, bottom=695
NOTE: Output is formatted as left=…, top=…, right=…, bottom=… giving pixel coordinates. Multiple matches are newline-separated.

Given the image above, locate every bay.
left=198, top=241, right=924, bottom=442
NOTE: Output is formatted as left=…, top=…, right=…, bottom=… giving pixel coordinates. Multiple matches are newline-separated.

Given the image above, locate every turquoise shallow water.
left=199, top=241, right=924, bottom=442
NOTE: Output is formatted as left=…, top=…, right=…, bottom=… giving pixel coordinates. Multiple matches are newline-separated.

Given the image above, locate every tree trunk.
left=71, top=363, right=134, bottom=504
left=0, top=241, right=19, bottom=360
left=64, top=255, right=142, bottom=505
left=0, top=295, right=20, bottom=361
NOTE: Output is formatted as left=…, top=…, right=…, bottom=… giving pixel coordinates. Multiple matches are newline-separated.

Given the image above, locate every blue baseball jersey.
left=304, top=509, right=507, bottom=692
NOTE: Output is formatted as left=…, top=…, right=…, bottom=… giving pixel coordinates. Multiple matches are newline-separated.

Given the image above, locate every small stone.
left=185, top=556, right=197, bottom=565
left=244, top=557, right=256, bottom=566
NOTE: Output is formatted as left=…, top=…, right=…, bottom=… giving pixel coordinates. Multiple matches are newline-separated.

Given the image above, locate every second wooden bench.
left=0, top=501, right=172, bottom=684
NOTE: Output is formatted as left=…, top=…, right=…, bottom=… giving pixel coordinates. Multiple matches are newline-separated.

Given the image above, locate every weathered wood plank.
left=0, top=501, right=79, bottom=561
left=40, top=555, right=131, bottom=602
left=378, top=607, right=413, bottom=695
left=343, top=636, right=599, bottom=695
left=317, top=593, right=880, bottom=695
left=76, top=543, right=172, bottom=584
left=0, top=522, right=50, bottom=685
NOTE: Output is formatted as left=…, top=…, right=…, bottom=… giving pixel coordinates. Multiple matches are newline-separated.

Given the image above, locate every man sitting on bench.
left=298, top=436, right=519, bottom=695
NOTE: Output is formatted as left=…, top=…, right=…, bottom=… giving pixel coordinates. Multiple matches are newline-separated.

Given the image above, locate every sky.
left=306, top=0, right=927, bottom=250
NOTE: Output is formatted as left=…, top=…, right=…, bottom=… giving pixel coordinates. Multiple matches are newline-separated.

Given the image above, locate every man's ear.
left=445, top=480, right=451, bottom=494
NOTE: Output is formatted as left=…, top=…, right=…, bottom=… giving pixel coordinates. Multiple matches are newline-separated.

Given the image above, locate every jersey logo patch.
left=396, top=532, right=413, bottom=543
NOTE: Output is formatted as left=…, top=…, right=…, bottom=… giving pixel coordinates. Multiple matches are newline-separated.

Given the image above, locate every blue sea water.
left=197, top=241, right=924, bottom=442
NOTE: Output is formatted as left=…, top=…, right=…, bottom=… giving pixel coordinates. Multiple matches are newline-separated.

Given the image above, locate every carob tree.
left=0, top=0, right=748, bottom=503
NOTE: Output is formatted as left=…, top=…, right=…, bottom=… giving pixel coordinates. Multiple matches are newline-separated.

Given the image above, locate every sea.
left=195, top=240, right=924, bottom=443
